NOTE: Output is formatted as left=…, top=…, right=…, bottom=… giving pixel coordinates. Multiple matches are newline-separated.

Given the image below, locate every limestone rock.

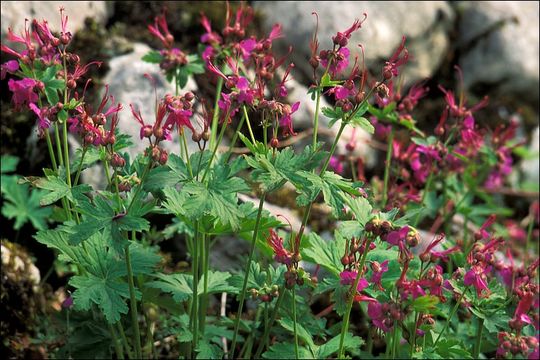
left=253, top=1, right=454, bottom=86
left=457, top=1, right=539, bottom=105
left=1, top=1, right=111, bottom=40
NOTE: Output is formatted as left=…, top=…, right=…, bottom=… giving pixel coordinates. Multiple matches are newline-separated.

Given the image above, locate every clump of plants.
left=1, top=3, right=538, bottom=359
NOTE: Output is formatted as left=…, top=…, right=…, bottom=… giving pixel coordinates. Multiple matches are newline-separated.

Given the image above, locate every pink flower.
left=148, top=12, right=174, bottom=49
left=382, top=36, right=409, bottom=79
left=367, top=301, right=393, bottom=332
left=267, top=229, right=292, bottom=265
left=328, top=155, right=344, bottom=174
left=320, top=47, right=350, bottom=76
left=279, top=101, right=300, bottom=137
left=8, top=78, right=38, bottom=109
left=200, top=14, right=222, bottom=45
left=1, top=60, right=19, bottom=80
left=464, top=265, right=490, bottom=297
left=370, top=260, right=389, bottom=290
left=340, top=270, right=368, bottom=291
left=28, top=103, right=50, bottom=136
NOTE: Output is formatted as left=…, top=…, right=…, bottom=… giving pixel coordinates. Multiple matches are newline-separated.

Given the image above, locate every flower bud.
left=60, top=33, right=71, bottom=45
left=142, top=125, right=153, bottom=138
left=192, top=132, right=202, bottom=142
left=309, top=57, right=319, bottom=69
left=296, top=277, right=304, bottom=286
left=202, top=129, right=211, bottom=142
left=153, top=127, right=164, bottom=140
left=111, top=153, right=125, bottom=168
left=341, top=255, right=350, bottom=266
left=260, top=294, right=270, bottom=302
left=270, top=137, right=279, bottom=148
left=285, top=278, right=296, bottom=289
left=159, top=149, right=169, bottom=165
left=250, top=288, right=259, bottom=299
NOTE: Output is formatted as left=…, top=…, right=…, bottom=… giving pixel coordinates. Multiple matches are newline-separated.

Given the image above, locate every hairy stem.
left=254, top=286, right=286, bottom=358
left=108, top=323, right=124, bottom=359
left=124, top=244, right=142, bottom=359
left=210, top=75, right=224, bottom=149
left=229, top=193, right=267, bottom=358
left=44, top=131, right=58, bottom=171
left=292, top=288, right=299, bottom=360
left=382, top=128, right=394, bottom=208
left=433, top=288, right=468, bottom=346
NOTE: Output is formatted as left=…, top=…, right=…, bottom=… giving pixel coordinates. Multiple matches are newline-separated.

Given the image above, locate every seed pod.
left=192, top=132, right=202, bottom=142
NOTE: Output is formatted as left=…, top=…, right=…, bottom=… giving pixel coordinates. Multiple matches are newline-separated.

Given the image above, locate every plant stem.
left=473, top=318, right=484, bottom=358
left=337, top=237, right=373, bottom=359
left=312, top=88, right=322, bottom=148
left=181, top=129, right=194, bottom=178
left=391, top=321, right=399, bottom=359
left=320, top=121, right=347, bottom=174
left=124, top=244, right=142, bottom=359
left=199, top=233, right=210, bottom=336
left=117, top=322, right=134, bottom=359
left=224, top=109, right=246, bottom=163
left=292, top=288, right=299, bottom=360
left=201, top=116, right=229, bottom=182
left=382, top=128, right=394, bottom=208
left=54, top=123, right=64, bottom=167
left=525, top=212, right=534, bottom=265
left=243, top=105, right=256, bottom=144
left=191, top=224, right=200, bottom=357
left=73, top=147, right=87, bottom=186
left=62, top=119, right=72, bottom=188
left=254, top=286, right=285, bottom=358
left=108, top=323, right=124, bottom=359
left=230, top=193, right=267, bottom=358
left=210, top=75, right=224, bottom=149
left=44, top=131, right=58, bottom=171
left=433, top=287, right=468, bottom=346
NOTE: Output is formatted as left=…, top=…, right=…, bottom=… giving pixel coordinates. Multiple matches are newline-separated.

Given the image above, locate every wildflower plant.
left=1, top=3, right=538, bottom=360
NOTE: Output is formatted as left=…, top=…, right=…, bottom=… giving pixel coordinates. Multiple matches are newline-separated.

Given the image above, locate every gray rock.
left=457, top=1, right=539, bottom=105
left=1, top=1, right=111, bottom=40
left=253, top=1, right=454, bottom=86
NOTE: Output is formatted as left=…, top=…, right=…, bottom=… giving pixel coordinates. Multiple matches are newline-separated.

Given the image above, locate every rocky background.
left=1, top=1, right=539, bottom=356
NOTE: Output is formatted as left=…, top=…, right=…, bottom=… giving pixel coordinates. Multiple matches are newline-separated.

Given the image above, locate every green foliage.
left=147, top=270, right=236, bottom=303
left=1, top=158, right=52, bottom=230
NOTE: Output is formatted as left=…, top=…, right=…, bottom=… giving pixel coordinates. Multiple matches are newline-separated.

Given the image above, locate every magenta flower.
left=464, top=265, right=490, bottom=297
left=148, top=11, right=174, bottom=49
left=279, top=101, right=300, bottom=137
left=267, top=229, right=292, bottom=265
left=328, top=155, right=344, bottom=174
left=367, top=301, right=393, bottom=332
left=28, top=103, right=51, bottom=137
left=514, top=292, right=535, bottom=328
left=370, top=260, right=389, bottom=290
left=1, top=60, right=19, bottom=80
left=8, top=78, right=39, bottom=109
left=200, top=14, right=222, bottom=45
left=320, top=47, right=350, bottom=76
left=340, top=270, right=369, bottom=291
left=386, top=225, right=409, bottom=247
left=382, top=36, right=409, bottom=79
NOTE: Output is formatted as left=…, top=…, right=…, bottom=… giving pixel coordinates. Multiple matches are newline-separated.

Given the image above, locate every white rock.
left=1, top=1, right=111, bottom=40
left=253, top=1, right=454, bottom=86
left=521, top=126, right=539, bottom=185
left=457, top=1, right=539, bottom=104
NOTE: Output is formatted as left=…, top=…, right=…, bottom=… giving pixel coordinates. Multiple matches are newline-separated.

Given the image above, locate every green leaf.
left=70, top=273, right=131, bottom=324
left=35, top=174, right=91, bottom=206
left=196, top=340, right=223, bottom=359
left=278, top=317, right=315, bottom=349
left=410, top=295, right=440, bottom=313
left=303, top=233, right=344, bottom=276
left=1, top=177, right=51, bottom=230
left=345, top=196, right=372, bottom=226
left=317, top=333, right=364, bottom=358
left=1, top=155, right=19, bottom=173
left=147, top=270, right=236, bottom=303
left=141, top=50, right=163, bottom=64
left=262, top=342, right=313, bottom=359
left=349, top=115, right=374, bottom=134
left=298, top=170, right=360, bottom=217
left=322, top=106, right=345, bottom=128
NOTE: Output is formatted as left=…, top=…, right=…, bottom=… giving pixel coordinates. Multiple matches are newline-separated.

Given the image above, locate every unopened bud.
left=159, top=149, right=168, bottom=165
left=67, top=79, right=76, bottom=89
left=202, top=130, right=211, bottom=142
left=270, top=137, right=279, bottom=148
left=192, top=132, right=202, bottom=142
